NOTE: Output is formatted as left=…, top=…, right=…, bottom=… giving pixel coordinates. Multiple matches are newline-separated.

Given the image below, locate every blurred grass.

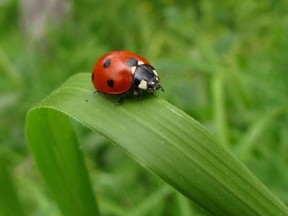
left=0, top=151, right=26, bottom=216
left=1, top=0, right=288, bottom=215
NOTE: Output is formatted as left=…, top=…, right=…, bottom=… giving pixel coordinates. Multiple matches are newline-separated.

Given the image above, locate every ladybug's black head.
left=146, top=76, right=164, bottom=93
left=133, top=64, right=164, bottom=94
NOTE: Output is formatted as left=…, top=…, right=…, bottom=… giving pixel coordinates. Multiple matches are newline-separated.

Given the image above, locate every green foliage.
left=26, top=108, right=100, bottom=216
left=0, top=0, right=288, bottom=215
left=25, top=73, right=288, bottom=215
left=0, top=152, right=26, bottom=216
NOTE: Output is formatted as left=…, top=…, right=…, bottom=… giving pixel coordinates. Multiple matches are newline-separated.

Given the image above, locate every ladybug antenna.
left=157, top=75, right=168, bottom=92
left=161, top=75, right=170, bottom=81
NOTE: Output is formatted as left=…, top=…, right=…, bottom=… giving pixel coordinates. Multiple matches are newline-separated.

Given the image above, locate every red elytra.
left=92, top=51, right=149, bottom=94
left=92, top=50, right=163, bottom=98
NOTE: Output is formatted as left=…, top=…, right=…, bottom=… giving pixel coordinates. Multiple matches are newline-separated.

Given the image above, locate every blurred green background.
left=1, top=0, right=288, bottom=215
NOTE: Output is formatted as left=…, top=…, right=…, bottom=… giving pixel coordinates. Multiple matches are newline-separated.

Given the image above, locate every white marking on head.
left=138, top=61, right=145, bottom=65
left=153, top=70, right=158, bottom=76
left=138, top=80, right=148, bottom=90
left=131, top=66, right=136, bottom=74
left=155, top=77, right=159, bottom=81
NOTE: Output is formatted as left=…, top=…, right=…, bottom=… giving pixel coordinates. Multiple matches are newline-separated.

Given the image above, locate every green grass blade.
left=0, top=152, right=26, bottom=216
left=128, top=185, right=173, bottom=216
left=26, top=73, right=288, bottom=216
left=212, top=73, right=229, bottom=146
left=176, top=192, right=195, bottom=216
left=26, top=109, right=100, bottom=216
left=235, top=106, right=288, bottom=162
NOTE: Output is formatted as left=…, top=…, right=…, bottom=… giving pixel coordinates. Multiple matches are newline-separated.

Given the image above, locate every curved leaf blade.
left=26, top=73, right=288, bottom=216
left=26, top=109, right=100, bottom=216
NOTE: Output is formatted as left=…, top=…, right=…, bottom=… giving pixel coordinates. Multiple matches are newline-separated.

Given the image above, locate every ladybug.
left=92, top=50, right=164, bottom=103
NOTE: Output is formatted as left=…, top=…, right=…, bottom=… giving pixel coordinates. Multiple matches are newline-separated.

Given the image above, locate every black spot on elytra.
left=103, top=58, right=111, bottom=68
left=107, top=79, right=114, bottom=88
left=127, top=57, right=138, bottom=67
left=91, top=73, right=94, bottom=81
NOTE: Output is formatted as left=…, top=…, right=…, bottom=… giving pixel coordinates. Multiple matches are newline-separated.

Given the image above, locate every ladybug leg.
left=93, top=90, right=104, bottom=95
left=147, top=88, right=155, bottom=95
left=133, top=88, right=142, bottom=98
left=115, top=93, right=129, bottom=106
left=115, top=96, right=124, bottom=106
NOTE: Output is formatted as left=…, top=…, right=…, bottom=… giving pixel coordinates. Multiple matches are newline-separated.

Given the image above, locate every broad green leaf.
left=26, top=109, right=100, bottom=216
left=26, top=73, right=288, bottom=216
